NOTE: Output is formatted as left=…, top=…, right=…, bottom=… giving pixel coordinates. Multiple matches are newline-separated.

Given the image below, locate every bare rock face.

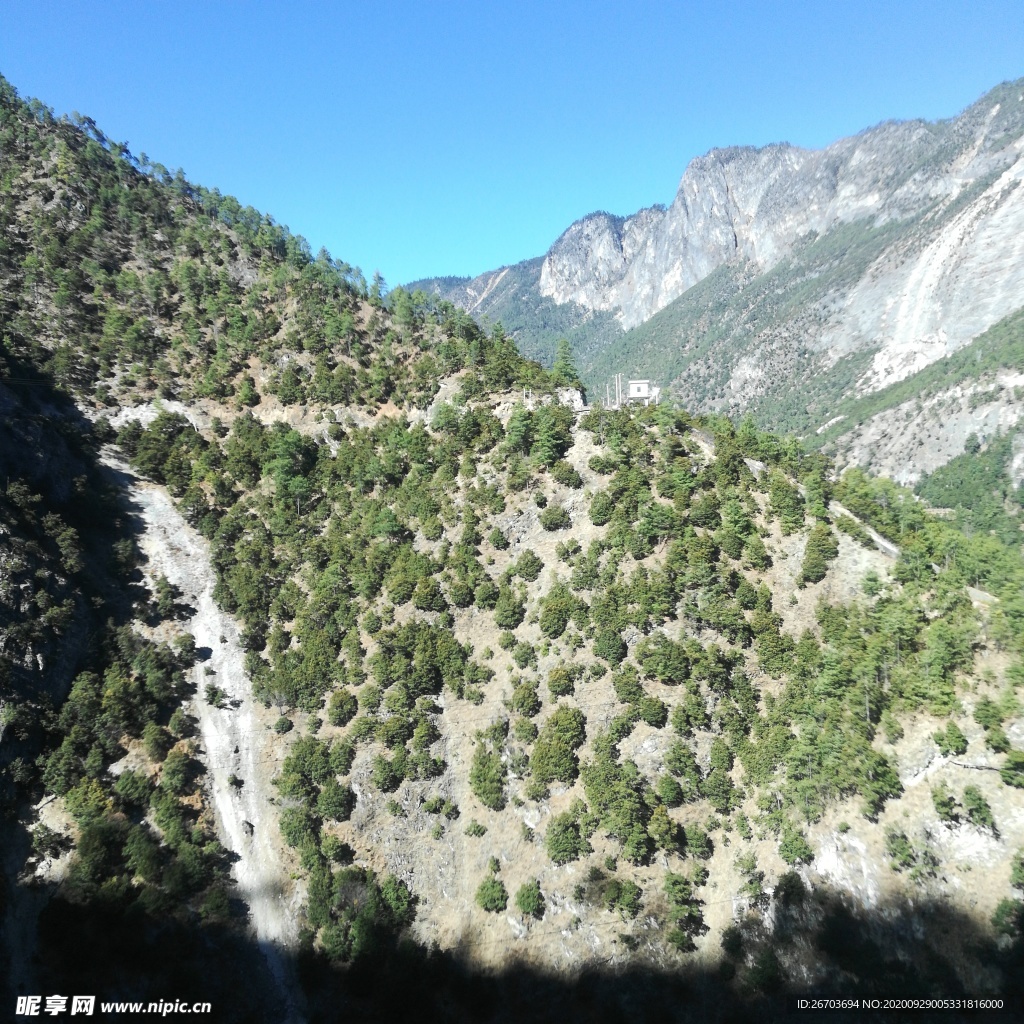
left=540, top=91, right=1024, bottom=361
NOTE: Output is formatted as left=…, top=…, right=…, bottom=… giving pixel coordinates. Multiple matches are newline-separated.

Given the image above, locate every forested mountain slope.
left=3, top=74, right=1024, bottom=1022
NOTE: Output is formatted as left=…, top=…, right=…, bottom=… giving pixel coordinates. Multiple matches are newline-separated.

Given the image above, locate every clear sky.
left=2, top=1, right=1023, bottom=286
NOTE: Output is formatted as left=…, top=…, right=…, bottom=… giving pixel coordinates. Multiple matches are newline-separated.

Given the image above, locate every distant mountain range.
left=411, top=78, right=1024, bottom=485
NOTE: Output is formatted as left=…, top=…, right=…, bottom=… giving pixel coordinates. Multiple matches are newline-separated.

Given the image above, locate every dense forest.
left=3, top=73, right=1024, bottom=1021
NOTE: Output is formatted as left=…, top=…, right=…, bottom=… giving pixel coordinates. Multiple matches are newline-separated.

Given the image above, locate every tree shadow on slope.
left=288, top=887, right=1023, bottom=1024
left=20, top=878, right=1018, bottom=1024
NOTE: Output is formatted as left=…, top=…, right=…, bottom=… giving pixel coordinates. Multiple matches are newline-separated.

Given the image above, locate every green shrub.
left=1011, top=851, right=1024, bottom=892
left=721, top=924, right=743, bottom=959
left=986, top=726, right=1011, bottom=753
left=742, top=532, right=771, bottom=569
left=749, top=948, right=784, bottom=992
left=768, top=473, right=804, bottom=534
left=716, top=528, right=744, bottom=560
left=539, top=584, right=576, bottom=639
left=513, top=717, right=538, bottom=742
left=590, top=491, right=614, bottom=526
left=493, top=587, right=526, bottom=629
left=475, top=876, right=509, bottom=913
left=512, top=641, right=535, bottom=669
left=160, top=749, right=195, bottom=795
left=638, top=697, right=668, bottom=728
left=1001, top=751, right=1024, bottom=787
left=449, top=580, right=475, bottom=608
left=279, top=806, right=319, bottom=849
left=974, top=697, right=1003, bottom=731
left=551, top=461, right=583, bottom=488
left=470, top=742, right=507, bottom=810
left=413, top=576, right=447, bottom=612
left=379, top=874, right=415, bottom=927
left=683, top=824, right=712, bottom=859
left=700, top=739, right=735, bottom=813
left=547, top=665, right=576, bottom=698
left=774, top=870, right=806, bottom=907
left=689, top=491, right=721, bottom=529
left=114, top=769, right=152, bottom=807
left=205, top=683, right=227, bottom=708
left=992, top=898, right=1023, bottom=936
left=656, top=775, right=683, bottom=807
left=474, top=579, right=499, bottom=609
left=371, top=754, right=403, bottom=792
left=962, top=785, right=996, bottom=832
left=885, top=829, right=916, bottom=872
left=934, top=722, right=968, bottom=756
left=515, top=880, right=545, bottom=919
left=594, top=628, right=627, bottom=665
left=798, top=523, right=839, bottom=586
left=540, top=506, right=571, bottom=531
left=778, top=822, right=813, bottom=865
left=545, top=810, right=591, bottom=864
left=359, top=684, right=384, bottom=713
left=531, top=705, right=587, bottom=784
left=932, top=784, right=958, bottom=821
left=836, top=514, right=871, bottom=546
left=881, top=709, right=904, bottom=743
left=602, top=878, right=642, bottom=919
left=168, top=708, right=192, bottom=739
left=421, top=517, right=443, bottom=541
left=327, top=689, right=358, bottom=727
left=648, top=805, right=680, bottom=851
left=142, top=722, right=171, bottom=762
left=330, top=741, right=356, bottom=776
left=515, top=550, right=544, bottom=582
left=510, top=681, right=541, bottom=718
left=317, top=780, right=356, bottom=821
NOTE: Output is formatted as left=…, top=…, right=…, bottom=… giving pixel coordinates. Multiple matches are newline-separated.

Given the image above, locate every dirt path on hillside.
left=103, top=451, right=306, bottom=1023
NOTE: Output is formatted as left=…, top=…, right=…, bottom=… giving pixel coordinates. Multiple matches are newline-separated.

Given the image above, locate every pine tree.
left=551, top=338, right=583, bottom=394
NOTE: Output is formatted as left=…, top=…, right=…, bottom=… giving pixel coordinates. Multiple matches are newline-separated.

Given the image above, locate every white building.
left=626, top=380, right=660, bottom=406
left=605, top=374, right=662, bottom=409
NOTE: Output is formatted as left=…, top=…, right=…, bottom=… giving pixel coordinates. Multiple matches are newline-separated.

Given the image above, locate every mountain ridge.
left=412, top=78, right=1024, bottom=485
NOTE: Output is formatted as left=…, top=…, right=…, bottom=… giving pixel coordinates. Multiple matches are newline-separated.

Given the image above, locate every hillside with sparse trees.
left=3, top=73, right=1024, bottom=1022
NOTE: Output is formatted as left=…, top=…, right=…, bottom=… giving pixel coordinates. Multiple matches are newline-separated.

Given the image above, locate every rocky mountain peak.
left=539, top=80, right=1024, bottom=331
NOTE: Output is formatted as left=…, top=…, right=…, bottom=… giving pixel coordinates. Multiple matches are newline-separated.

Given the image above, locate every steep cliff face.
left=539, top=89, right=1024, bottom=351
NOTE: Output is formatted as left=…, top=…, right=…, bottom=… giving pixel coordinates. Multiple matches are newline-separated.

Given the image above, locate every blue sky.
left=2, top=1, right=1023, bottom=286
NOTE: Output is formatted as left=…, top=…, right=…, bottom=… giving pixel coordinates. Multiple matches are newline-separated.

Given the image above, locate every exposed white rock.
left=833, top=371, right=1024, bottom=485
